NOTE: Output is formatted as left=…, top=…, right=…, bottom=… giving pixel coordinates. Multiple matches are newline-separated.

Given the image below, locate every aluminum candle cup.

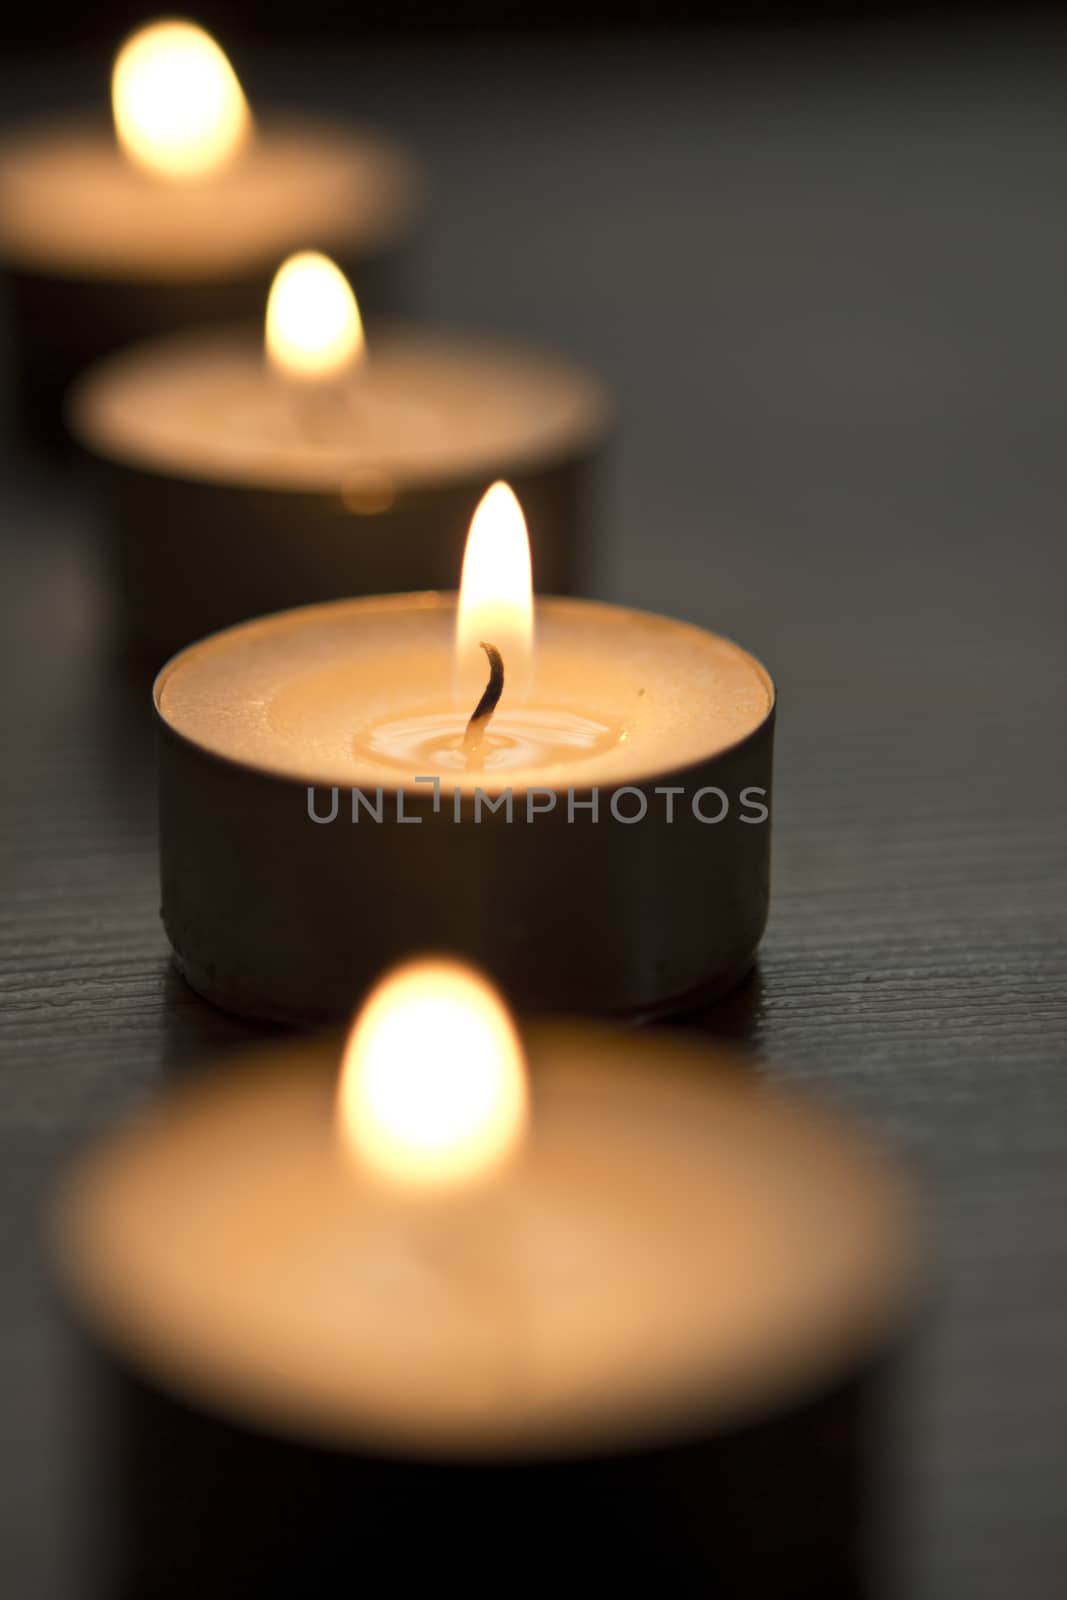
left=68, top=326, right=609, bottom=661
left=0, top=61, right=421, bottom=454
left=154, top=592, right=775, bottom=1022
left=52, top=1025, right=919, bottom=1595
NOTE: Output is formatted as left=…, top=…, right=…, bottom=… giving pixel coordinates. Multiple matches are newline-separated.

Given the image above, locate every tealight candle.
left=0, top=19, right=421, bottom=451
left=54, top=961, right=919, bottom=1593
left=69, top=253, right=610, bottom=659
left=155, top=484, right=774, bottom=1022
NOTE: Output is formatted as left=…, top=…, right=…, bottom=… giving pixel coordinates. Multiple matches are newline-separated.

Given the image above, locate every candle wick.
left=464, top=642, right=504, bottom=754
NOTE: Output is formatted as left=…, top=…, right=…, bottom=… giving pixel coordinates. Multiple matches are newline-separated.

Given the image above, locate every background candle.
left=53, top=969, right=919, bottom=1594
left=0, top=20, right=422, bottom=453
left=68, top=257, right=611, bottom=660
left=155, top=575, right=775, bottom=1020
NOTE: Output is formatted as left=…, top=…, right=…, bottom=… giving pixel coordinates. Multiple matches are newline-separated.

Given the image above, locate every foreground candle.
left=54, top=961, right=918, bottom=1593
left=155, top=484, right=773, bottom=1020
left=70, top=253, right=609, bottom=658
left=0, top=19, right=421, bottom=451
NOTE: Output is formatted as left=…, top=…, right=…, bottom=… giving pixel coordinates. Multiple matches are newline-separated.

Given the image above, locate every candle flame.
left=456, top=483, right=534, bottom=705
left=265, top=252, right=365, bottom=384
left=112, top=20, right=250, bottom=181
left=337, top=960, right=528, bottom=1192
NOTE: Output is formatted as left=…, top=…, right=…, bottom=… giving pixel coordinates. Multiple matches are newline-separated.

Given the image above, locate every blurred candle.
left=53, top=961, right=919, bottom=1592
left=69, top=258, right=609, bottom=658
left=0, top=18, right=421, bottom=451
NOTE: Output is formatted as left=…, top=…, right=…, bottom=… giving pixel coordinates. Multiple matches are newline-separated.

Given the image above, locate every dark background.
left=2, top=4, right=1065, bottom=1597
left=0, top=0, right=1023, bottom=47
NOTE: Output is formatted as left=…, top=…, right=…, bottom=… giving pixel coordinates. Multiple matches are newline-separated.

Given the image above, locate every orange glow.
left=112, top=20, right=250, bottom=181
left=265, top=252, right=365, bottom=384
left=456, top=482, right=534, bottom=704
left=337, top=960, right=528, bottom=1191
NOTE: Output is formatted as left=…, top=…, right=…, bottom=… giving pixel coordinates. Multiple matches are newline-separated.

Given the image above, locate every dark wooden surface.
left=2, top=17, right=1065, bottom=1598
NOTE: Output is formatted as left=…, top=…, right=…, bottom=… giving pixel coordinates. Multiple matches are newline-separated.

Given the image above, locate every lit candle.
left=0, top=19, right=421, bottom=451
left=69, top=254, right=610, bottom=659
left=155, top=484, right=774, bottom=1022
left=53, top=961, right=918, bottom=1593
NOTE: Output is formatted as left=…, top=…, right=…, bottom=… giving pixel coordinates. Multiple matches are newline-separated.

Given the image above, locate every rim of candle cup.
left=52, top=1025, right=920, bottom=1463
left=65, top=325, right=614, bottom=491
left=152, top=591, right=777, bottom=795
left=0, top=113, right=424, bottom=281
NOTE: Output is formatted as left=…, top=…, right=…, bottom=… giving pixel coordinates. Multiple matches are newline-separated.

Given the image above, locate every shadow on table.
left=661, top=963, right=765, bottom=1053
left=158, top=962, right=287, bottom=1080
